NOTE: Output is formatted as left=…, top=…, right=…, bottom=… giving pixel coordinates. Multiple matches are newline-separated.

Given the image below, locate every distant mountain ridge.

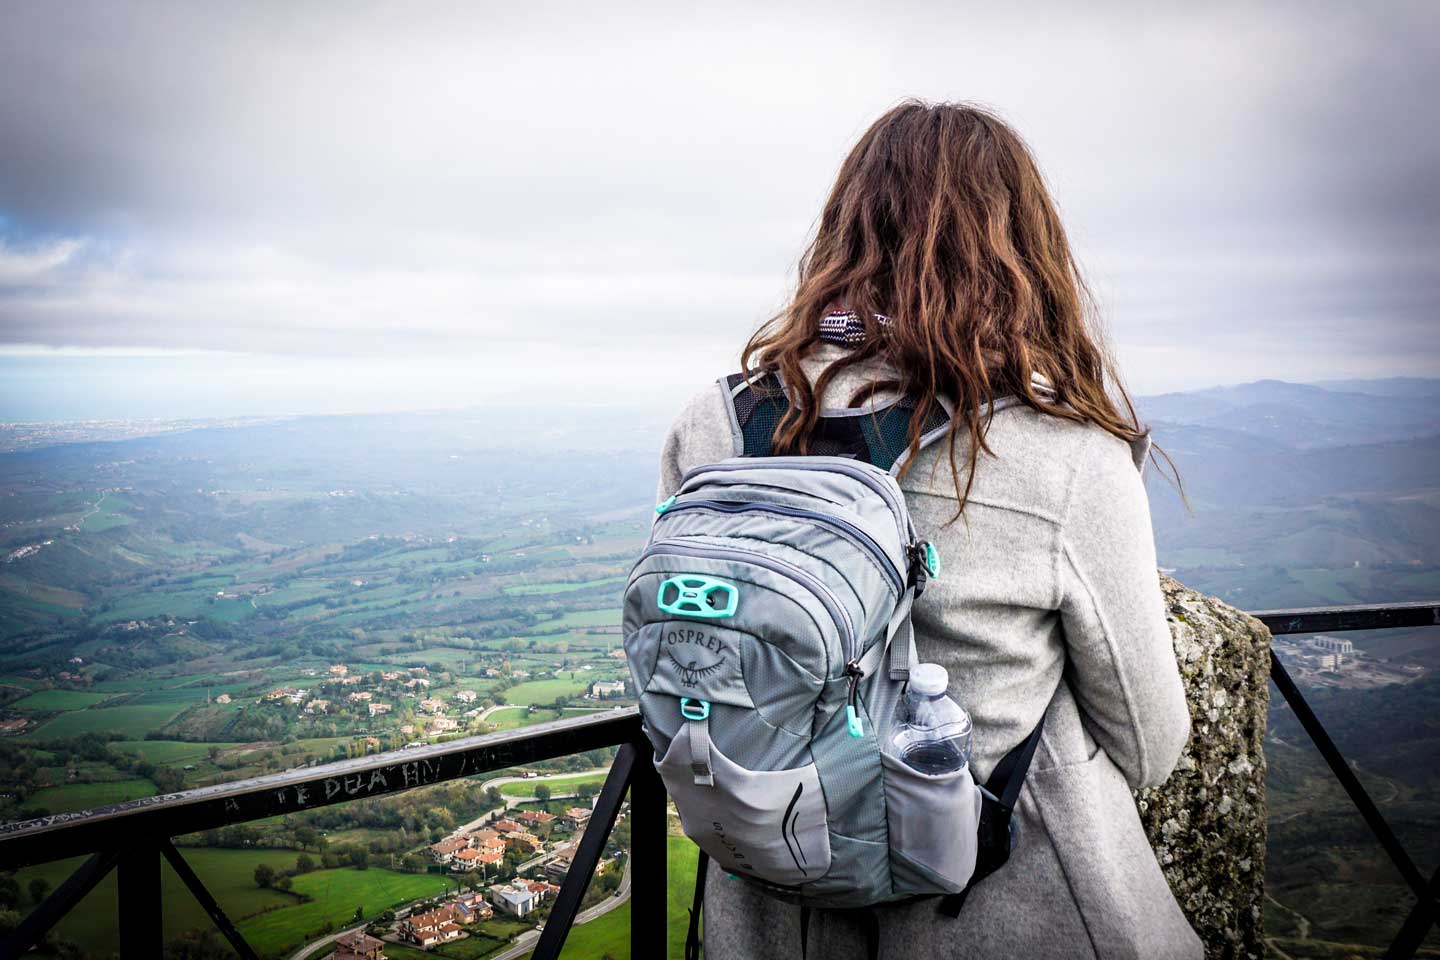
left=1133, top=376, right=1439, bottom=609
left=1137, top=377, right=1440, bottom=449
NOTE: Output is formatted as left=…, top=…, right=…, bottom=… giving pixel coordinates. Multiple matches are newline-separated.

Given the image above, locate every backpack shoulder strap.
left=720, top=370, right=1055, bottom=475
left=684, top=849, right=710, bottom=960
left=718, top=371, right=790, bottom=458
left=936, top=705, right=1049, bottom=918
left=717, top=369, right=950, bottom=473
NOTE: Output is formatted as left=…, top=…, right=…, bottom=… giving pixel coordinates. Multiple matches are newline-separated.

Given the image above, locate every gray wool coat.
left=654, top=344, right=1202, bottom=960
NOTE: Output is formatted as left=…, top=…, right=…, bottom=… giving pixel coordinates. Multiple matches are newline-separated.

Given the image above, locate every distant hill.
left=1137, top=377, right=1440, bottom=449
left=1136, top=377, right=1440, bottom=609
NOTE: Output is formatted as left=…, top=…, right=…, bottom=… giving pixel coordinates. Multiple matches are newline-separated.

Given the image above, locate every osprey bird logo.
left=667, top=648, right=726, bottom=687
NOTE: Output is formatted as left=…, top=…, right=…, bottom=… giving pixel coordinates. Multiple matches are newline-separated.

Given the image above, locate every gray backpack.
left=623, top=372, right=1045, bottom=956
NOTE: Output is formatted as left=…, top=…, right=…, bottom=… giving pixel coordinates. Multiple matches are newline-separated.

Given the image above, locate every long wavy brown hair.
left=743, top=99, right=1177, bottom=515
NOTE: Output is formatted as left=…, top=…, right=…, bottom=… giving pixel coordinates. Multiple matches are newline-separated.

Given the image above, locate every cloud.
left=0, top=0, right=1436, bottom=415
left=0, top=237, right=86, bottom=282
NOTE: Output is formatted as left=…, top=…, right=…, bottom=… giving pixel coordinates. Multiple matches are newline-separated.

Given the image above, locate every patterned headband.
left=818, top=308, right=891, bottom=345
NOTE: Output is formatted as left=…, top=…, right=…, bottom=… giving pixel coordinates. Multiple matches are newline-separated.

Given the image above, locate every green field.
left=29, top=778, right=157, bottom=813
left=485, top=706, right=597, bottom=731
left=80, top=494, right=135, bottom=532
left=524, top=836, right=700, bottom=959
left=20, top=701, right=188, bottom=740
left=498, top=770, right=608, bottom=798
left=503, top=576, right=626, bottom=597
left=504, top=678, right=591, bottom=705
left=111, top=739, right=243, bottom=764
left=12, top=688, right=112, bottom=711
left=13, top=847, right=300, bottom=957
left=539, top=609, right=621, bottom=629
left=236, top=865, right=454, bottom=956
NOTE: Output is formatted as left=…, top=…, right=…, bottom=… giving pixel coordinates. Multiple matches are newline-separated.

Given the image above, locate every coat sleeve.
left=1057, top=431, right=1190, bottom=790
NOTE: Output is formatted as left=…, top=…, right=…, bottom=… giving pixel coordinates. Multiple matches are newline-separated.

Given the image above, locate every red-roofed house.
left=429, top=837, right=469, bottom=864
left=401, top=905, right=462, bottom=946
left=559, top=807, right=592, bottom=831
left=330, top=929, right=386, bottom=960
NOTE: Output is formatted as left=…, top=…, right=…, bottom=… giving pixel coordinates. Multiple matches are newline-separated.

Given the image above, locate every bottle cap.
left=909, top=663, right=949, bottom=697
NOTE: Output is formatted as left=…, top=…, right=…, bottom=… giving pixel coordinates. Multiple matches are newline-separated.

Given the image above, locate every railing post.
left=629, top=734, right=668, bottom=959
left=1387, top=862, right=1440, bottom=959
left=534, top=745, right=639, bottom=960
left=118, top=842, right=163, bottom=959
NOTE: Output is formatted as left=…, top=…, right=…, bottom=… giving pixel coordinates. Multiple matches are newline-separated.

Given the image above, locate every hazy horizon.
left=3, top=1, right=1438, bottom=420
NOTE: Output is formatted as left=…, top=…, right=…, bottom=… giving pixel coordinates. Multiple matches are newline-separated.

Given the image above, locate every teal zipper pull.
left=655, top=494, right=677, bottom=515
left=846, top=704, right=864, bottom=738
left=844, top=660, right=864, bottom=737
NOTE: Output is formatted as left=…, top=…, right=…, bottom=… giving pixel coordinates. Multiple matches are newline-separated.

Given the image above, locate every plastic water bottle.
left=888, top=663, right=973, bottom=775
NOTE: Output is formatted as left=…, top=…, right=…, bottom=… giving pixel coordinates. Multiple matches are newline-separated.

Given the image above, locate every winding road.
left=289, top=921, right=367, bottom=960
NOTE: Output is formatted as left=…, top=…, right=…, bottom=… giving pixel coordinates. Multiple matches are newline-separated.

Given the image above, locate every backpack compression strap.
left=936, top=713, right=1047, bottom=918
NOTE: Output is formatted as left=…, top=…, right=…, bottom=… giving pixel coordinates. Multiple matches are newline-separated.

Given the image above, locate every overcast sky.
left=1, top=0, right=1437, bottom=420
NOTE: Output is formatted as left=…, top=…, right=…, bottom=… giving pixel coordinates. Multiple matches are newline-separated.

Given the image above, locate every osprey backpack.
left=622, top=371, right=1047, bottom=958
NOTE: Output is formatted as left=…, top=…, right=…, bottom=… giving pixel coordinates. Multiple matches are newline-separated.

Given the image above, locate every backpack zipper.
left=640, top=539, right=855, bottom=670
left=679, top=457, right=912, bottom=544
left=658, top=500, right=904, bottom=596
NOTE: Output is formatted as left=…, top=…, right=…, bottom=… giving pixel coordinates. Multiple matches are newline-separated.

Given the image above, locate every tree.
left=253, top=864, right=276, bottom=889
left=535, top=784, right=551, bottom=802
left=353, top=905, right=364, bottom=923
left=578, top=782, right=599, bottom=800
left=295, top=853, right=316, bottom=874
left=275, top=875, right=293, bottom=892
left=27, top=878, right=50, bottom=905
left=349, top=848, right=370, bottom=871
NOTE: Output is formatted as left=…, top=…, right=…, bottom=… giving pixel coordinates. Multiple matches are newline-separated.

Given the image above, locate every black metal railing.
left=1, top=601, right=1436, bottom=959
left=1252, top=600, right=1440, bottom=959
left=0, top=708, right=663, bottom=960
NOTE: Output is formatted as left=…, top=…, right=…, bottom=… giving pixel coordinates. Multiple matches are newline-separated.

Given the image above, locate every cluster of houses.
left=428, top=814, right=545, bottom=875
left=427, top=804, right=595, bottom=886
left=398, top=891, right=494, bottom=945
left=391, top=880, right=561, bottom=948
left=261, top=664, right=495, bottom=737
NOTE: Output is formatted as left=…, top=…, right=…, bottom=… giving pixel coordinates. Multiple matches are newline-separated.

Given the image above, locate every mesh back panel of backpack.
left=725, top=372, right=948, bottom=471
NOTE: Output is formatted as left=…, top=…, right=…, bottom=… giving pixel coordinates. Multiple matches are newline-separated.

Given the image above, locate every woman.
left=655, top=101, right=1200, bottom=958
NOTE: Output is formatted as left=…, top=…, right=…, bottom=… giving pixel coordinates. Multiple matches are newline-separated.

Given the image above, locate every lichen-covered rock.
left=1138, top=576, right=1271, bottom=960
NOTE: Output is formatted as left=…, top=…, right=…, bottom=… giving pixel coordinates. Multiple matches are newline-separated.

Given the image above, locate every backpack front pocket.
left=880, top=751, right=982, bottom=893
left=656, top=723, right=831, bottom=886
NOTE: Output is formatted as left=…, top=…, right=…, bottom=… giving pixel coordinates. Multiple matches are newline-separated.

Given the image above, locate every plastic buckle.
left=680, top=697, right=711, bottom=721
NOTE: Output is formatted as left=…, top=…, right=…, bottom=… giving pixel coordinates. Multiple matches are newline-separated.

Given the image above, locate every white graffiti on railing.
left=0, top=790, right=192, bottom=834
left=1, top=739, right=565, bottom=836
